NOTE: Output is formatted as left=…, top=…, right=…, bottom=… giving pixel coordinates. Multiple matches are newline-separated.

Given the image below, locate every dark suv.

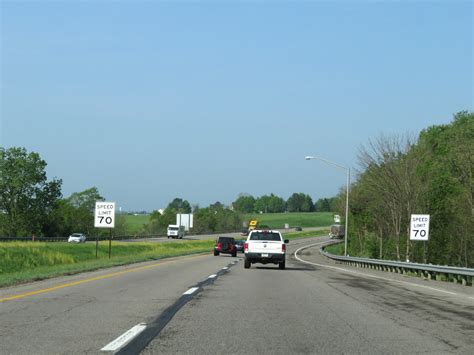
left=214, top=236, right=237, bottom=257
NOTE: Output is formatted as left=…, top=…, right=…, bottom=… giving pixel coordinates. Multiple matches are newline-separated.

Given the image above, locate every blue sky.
left=1, top=1, right=472, bottom=211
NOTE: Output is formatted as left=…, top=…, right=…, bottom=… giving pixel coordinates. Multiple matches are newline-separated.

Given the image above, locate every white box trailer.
left=176, top=214, right=193, bottom=232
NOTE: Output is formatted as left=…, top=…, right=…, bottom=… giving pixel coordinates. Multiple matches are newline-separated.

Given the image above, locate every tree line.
left=143, top=194, right=337, bottom=236
left=232, top=193, right=337, bottom=214
left=345, top=111, right=473, bottom=267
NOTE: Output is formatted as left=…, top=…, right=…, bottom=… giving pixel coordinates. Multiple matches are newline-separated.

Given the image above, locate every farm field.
left=242, top=212, right=334, bottom=229
left=121, top=214, right=150, bottom=234
left=121, top=212, right=335, bottom=235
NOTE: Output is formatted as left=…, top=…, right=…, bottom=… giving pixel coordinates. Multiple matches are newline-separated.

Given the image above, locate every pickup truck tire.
left=232, top=252, right=237, bottom=257
left=214, top=250, right=219, bottom=256
left=279, top=261, right=285, bottom=270
left=244, top=259, right=251, bottom=269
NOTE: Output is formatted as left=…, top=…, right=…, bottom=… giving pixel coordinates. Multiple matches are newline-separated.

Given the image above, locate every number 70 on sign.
left=95, top=202, right=116, bottom=228
left=410, top=214, right=430, bottom=241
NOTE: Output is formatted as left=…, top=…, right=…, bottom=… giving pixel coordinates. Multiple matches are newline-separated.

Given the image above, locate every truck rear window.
left=249, top=232, right=281, bottom=241
left=169, top=227, right=178, bottom=231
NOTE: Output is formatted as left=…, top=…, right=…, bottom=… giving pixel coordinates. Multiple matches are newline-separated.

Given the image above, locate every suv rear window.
left=249, top=232, right=281, bottom=241
left=218, top=237, right=235, bottom=243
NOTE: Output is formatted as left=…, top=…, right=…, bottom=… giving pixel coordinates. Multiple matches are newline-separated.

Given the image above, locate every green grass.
left=0, top=228, right=332, bottom=288
left=324, top=242, right=345, bottom=255
left=243, top=212, right=333, bottom=229
left=283, top=229, right=330, bottom=240
left=121, top=214, right=150, bottom=234
left=0, top=240, right=214, bottom=287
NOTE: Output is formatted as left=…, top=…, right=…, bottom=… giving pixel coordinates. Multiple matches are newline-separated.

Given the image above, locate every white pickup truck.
left=167, top=225, right=185, bottom=239
left=244, top=230, right=289, bottom=269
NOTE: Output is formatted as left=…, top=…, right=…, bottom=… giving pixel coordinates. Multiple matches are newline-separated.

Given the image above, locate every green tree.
left=287, top=193, right=314, bottom=212
left=146, top=208, right=176, bottom=235
left=167, top=198, right=192, bottom=213
left=68, top=187, right=105, bottom=237
left=267, top=194, right=286, bottom=213
left=315, top=198, right=329, bottom=212
left=192, top=205, right=242, bottom=234
left=210, top=201, right=224, bottom=210
left=415, top=111, right=474, bottom=266
left=357, top=133, right=423, bottom=261
left=47, top=187, right=105, bottom=238
left=0, top=147, right=62, bottom=237
left=232, top=195, right=256, bottom=213
left=348, top=111, right=473, bottom=267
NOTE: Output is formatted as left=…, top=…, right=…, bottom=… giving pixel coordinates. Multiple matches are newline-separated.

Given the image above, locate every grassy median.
left=283, top=229, right=329, bottom=240
left=0, top=230, right=330, bottom=288
left=0, top=240, right=214, bottom=287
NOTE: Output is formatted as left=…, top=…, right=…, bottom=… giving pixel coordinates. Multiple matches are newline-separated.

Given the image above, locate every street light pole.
left=344, top=167, right=350, bottom=257
left=305, top=156, right=350, bottom=256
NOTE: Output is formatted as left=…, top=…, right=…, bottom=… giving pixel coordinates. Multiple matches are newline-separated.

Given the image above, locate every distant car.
left=68, top=233, right=86, bottom=243
left=214, top=236, right=237, bottom=257
left=235, top=239, right=245, bottom=252
left=295, top=226, right=303, bottom=231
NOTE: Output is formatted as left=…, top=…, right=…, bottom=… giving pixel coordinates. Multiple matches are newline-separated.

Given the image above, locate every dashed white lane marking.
left=222, top=267, right=229, bottom=270
left=183, top=287, right=199, bottom=295
left=208, top=274, right=217, bottom=279
left=294, top=243, right=473, bottom=300
left=101, top=323, right=147, bottom=352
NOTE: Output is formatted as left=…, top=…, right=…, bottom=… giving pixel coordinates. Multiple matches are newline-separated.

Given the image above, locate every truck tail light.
left=244, top=242, right=248, bottom=252
left=217, top=243, right=222, bottom=250
left=282, top=244, right=286, bottom=253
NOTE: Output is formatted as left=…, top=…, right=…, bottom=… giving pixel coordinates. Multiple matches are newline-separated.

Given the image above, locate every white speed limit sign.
left=94, top=202, right=115, bottom=228
left=410, top=214, right=430, bottom=241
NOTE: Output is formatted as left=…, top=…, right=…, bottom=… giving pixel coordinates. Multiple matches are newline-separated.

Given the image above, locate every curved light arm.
left=304, top=155, right=348, bottom=172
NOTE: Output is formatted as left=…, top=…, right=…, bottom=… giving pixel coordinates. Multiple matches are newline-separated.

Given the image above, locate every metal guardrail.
left=321, top=246, right=474, bottom=287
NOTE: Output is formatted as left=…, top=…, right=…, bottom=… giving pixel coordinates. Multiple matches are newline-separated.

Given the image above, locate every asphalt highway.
left=143, top=238, right=473, bottom=354
left=1, top=236, right=472, bottom=354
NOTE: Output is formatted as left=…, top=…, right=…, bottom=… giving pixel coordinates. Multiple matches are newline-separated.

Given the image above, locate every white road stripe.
left=101, top=323, right=147, bottom=352
left=222, top=267, right=229, bottom=270
left=183, top=287, right=199, bottom=295
left=294, top=243, right=473, bottom=300
left=208, top=274, right=217, bottom=279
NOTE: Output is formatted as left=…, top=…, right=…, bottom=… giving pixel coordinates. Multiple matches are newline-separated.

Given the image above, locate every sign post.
left=94, top=202, right=116, bottom=259
left=410, top=214, right=430, bottom=241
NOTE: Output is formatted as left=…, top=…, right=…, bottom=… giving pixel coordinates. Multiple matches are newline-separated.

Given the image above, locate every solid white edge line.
left=208, top=274, right=217, bottom=279
left=183, top=287, right=199, bottom=295
left=294, top=242, right=473, bottom=300
left=101, top=323, right=147, bottom=352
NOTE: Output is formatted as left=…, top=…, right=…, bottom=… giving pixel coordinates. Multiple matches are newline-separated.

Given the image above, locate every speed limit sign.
left=94, top=202, right=115, bottom=228
left=410, top=214, right=430, bottom=241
